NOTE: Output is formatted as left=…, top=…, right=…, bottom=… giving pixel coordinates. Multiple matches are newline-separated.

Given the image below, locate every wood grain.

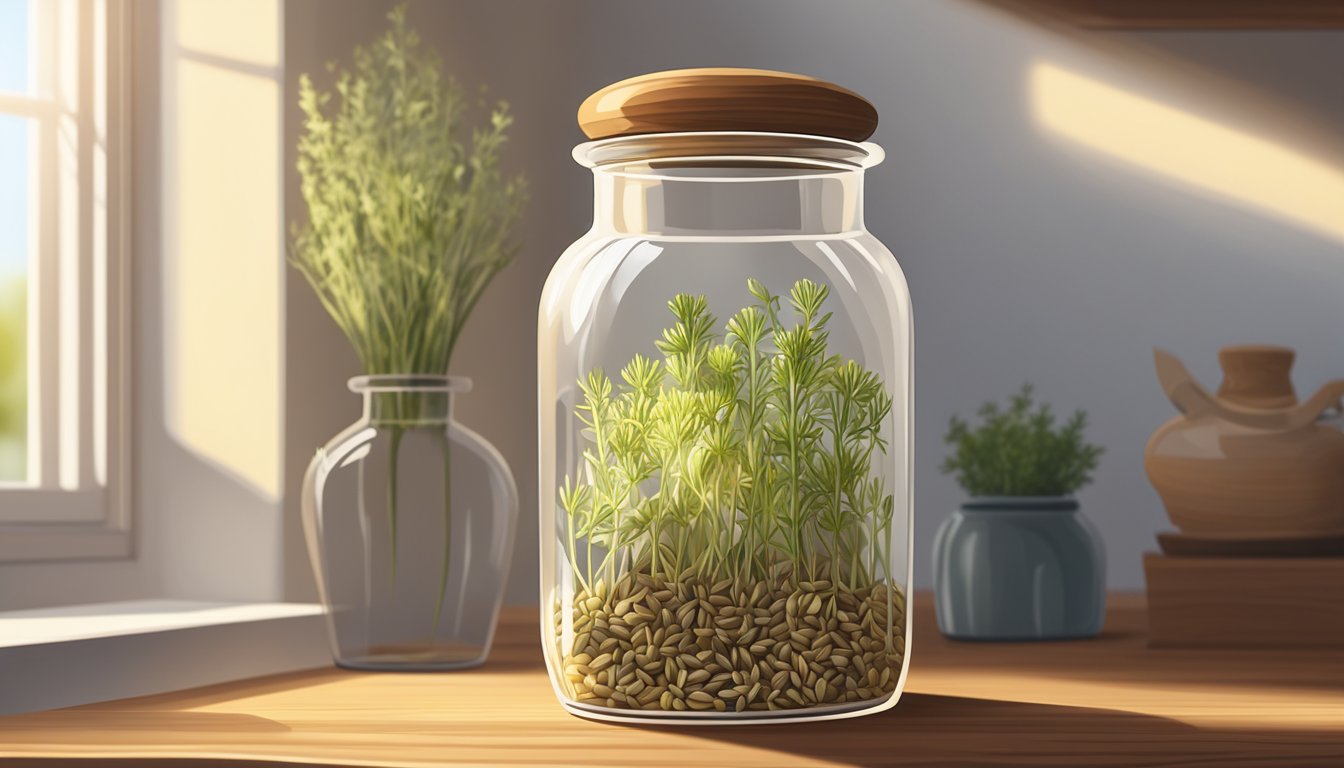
left=984, top=0, right=1344, bottom=28
left=1, top=594, right=1343, bottom=766
left=578, top=68, right=878, bottom=142
left=1145, top=553, right=1344, bottom=647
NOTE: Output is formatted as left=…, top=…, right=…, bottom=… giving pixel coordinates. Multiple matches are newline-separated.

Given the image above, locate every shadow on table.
left=910, top=599, right=1344, bottom=695
left=0, top=669, right=340, bottom=737
left=976, top=645, right=1344, bottom=696
left=0, top=761, right=300, bottom=767
left=0, top=710, right=291, bottom=736
left=632, top=693, right=1344, bottom=767
left=0, top=693, right=1340, bottom=767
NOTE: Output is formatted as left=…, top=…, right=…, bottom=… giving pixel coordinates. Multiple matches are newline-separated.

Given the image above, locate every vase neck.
left=348, top=375, right=470, bottom=426
left=365, top=391, right=453, bottom=425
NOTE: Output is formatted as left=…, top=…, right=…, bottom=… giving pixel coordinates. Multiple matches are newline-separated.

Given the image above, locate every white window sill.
left=0, top=599, right=328, bottom=715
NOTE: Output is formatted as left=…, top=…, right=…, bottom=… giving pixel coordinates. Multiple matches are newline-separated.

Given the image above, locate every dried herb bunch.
left=942, top=384, right=1103, bottom=497
left=291, top=5, right=526, bottom=377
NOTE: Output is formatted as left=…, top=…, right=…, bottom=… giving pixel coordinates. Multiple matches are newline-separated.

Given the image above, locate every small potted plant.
left=932, top=385, right=1106, bottom=640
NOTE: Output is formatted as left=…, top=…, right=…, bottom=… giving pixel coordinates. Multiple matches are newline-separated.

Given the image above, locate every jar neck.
left=348, top=375, right=469, bottom=426
left=591, top=166, right=865, bottom=237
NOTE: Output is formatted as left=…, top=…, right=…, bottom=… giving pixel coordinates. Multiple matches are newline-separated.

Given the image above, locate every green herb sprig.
left=560, top=279, right=896, bottom=593
left=941, top=384, right=1103, bottom=497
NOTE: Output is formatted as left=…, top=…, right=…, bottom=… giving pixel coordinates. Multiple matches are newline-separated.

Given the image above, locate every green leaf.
left=941, top=383, right=1104, bottom=496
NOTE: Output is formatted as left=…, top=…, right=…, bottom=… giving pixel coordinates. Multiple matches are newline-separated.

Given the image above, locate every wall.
left=279, top=0, right=1344, bottom=602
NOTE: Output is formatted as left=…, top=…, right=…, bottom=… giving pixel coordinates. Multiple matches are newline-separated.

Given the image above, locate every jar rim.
left=348, top=375, right=472, bottom=394
left=573, top=131, right=884, bottom=173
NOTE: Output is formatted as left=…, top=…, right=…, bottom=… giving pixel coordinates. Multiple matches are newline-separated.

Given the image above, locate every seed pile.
left=554, top=569, right=904, bottom=713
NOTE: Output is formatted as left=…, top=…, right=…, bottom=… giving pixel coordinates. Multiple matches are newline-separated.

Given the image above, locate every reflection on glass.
left=0, top=113, right=28, bottom=482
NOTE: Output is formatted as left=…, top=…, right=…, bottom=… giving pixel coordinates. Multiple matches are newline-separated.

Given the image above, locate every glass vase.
left=302, top=375, right=518, bottom=670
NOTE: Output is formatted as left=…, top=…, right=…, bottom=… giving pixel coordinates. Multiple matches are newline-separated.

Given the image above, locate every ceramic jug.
left=1145, top=346, right=1344, bottom=535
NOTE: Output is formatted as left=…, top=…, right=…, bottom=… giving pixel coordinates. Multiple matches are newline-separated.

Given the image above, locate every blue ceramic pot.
left=932, top=497, right=1105, bottom=640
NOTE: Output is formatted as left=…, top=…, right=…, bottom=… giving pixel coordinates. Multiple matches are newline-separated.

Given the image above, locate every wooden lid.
left=578, top=68, right=878, bottom=142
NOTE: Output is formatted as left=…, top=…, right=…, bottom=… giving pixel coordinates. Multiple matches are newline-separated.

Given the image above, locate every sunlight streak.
left=161, top=0, right=282, bottom=500
left=1032, top=63, right=1344, bottom=245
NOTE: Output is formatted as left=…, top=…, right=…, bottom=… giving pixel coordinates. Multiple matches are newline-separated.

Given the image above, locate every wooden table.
left=2, top=594, right=1341, bottom=766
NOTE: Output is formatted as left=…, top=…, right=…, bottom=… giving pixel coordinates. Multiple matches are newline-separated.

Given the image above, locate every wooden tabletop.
left=1, top=593, right=1341, bottom=767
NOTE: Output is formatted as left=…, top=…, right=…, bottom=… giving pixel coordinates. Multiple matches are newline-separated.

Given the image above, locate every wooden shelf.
left=987, top=0, right=1344, bottom=29
left=1145, top=554, right=1344, bottom=647
left=1, top=593, right=1342, bottom=766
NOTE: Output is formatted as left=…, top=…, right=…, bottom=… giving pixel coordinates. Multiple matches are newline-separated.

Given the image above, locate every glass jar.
left=302, top=375, right=518, bottom=669
left=538, top=70, right=912, bottom=723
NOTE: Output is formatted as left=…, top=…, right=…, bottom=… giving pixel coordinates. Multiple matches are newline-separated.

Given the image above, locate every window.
left=0, top=0, right=130, bottom=561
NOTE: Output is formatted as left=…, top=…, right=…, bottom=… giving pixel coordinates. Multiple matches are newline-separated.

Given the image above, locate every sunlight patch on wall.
left=174, top=0, right=280, bottom=68
left=1032, top=63, right=1344, bottom=245
left=162, top=0, right=282, bottom=500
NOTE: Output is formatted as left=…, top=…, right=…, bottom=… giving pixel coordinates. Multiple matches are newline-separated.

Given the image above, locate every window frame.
left=0, top=0, right=132, bottom=562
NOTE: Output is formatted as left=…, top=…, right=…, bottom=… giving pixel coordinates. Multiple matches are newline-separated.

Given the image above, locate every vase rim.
left=962, top=496, right=1079, bottom=512
left=348, top=375, right=472, bottom=394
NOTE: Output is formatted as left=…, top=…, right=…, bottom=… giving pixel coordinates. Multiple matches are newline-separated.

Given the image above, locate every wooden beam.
left=985, top=0, right=1344, bottom=29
